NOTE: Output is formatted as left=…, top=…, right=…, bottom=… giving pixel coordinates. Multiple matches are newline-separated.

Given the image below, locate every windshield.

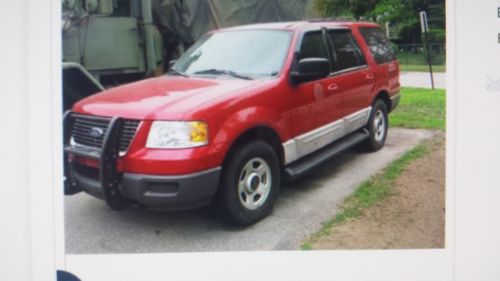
left=172, top=30, right=292, bottom=79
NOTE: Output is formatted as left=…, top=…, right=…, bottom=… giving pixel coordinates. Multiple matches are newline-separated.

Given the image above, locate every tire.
left=363, top=99, right=388, bottom=151
left=218, top=141, right=280, bottom=226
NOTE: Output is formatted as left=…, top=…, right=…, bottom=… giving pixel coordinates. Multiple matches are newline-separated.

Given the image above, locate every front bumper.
left=69, top=162, right=221, bottom=210
left=63, top=112, right=221, bottom=211
left=122, top=168, right=221, bottom=209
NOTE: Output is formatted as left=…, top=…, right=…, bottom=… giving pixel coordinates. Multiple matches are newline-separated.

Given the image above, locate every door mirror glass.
left=291, top=58, right=330, bottom=83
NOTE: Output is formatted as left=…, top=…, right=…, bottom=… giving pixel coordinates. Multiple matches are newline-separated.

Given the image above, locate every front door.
left=285, top=29, right=343, bottom=159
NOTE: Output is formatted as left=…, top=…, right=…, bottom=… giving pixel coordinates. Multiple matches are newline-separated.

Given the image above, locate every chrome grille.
left=72, top=116, right=109, bottom=149
left=71, top=115, right=140, bottom=154
left=119, top=120, right=141, bottom=152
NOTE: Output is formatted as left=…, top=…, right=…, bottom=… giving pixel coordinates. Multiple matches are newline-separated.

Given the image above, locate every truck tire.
left=363, top=99, right=388, bottom=151
left=219, top=141, right=280, bottom=226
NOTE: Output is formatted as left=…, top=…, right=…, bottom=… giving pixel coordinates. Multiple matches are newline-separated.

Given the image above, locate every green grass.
left=389, top=87, right=446, bottom=130
left=300, top=144, right=429, bottom=250
left=400, top=64, right=446, bottom=73
left=396, top=51, right=446, bottom=66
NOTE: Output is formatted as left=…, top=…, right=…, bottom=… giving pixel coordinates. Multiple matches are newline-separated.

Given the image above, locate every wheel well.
left=223, top=126, right=284, bottom=167
left=374, top=91, right=392, bottom=112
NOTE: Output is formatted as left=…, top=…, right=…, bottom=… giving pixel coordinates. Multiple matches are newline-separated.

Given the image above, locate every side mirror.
left=290, top=58, right=330, bottom=84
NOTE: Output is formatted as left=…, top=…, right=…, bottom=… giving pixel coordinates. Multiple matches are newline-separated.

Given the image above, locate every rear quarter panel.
left=351, top=24, right=400, bottom=102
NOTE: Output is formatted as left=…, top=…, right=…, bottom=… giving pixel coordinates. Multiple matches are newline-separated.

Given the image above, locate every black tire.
left=363, top=99, right=388, bottom=151
left=218, top=141, right=280, bottom=226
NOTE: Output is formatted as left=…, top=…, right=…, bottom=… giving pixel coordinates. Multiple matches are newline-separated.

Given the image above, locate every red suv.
left=64, top=21, right=400, bottom=225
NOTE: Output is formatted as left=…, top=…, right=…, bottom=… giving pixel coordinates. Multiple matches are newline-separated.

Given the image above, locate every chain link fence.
left=394, top=43, right=446, bottom=66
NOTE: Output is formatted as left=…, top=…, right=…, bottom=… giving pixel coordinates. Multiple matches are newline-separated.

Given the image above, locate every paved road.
left=400, top=71, right=446, bottom=89
left=65, top=128, right=435, bottom=254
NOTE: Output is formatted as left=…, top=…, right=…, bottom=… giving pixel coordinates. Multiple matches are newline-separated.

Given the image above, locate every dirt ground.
left=313, top=133, right=445, bottom=249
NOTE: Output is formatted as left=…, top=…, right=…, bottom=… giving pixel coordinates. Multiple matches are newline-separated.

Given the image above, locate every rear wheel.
left=363, top=99, right=388, bottom=151
left=218, top=141, right=280, bottom=226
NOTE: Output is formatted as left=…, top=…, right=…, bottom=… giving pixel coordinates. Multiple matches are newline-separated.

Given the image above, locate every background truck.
left=61, top=0, right=309, bottom=110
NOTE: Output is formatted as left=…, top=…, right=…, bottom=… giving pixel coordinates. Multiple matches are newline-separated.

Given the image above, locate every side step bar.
left=284, top=129, right=370, bottom=180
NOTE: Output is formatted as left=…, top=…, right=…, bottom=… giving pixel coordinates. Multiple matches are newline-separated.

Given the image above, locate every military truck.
left=61, top=0, right=309, bottom=110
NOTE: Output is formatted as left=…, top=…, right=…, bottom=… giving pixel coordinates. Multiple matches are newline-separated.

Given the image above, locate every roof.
left=218, top=20, right=380, bottom=32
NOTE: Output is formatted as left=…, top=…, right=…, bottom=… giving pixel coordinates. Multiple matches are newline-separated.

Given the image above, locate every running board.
left=284, top=129, right=370, bottom=180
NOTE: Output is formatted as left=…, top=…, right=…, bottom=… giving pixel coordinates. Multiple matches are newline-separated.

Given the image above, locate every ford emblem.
left=88, top=127, right=104, bottom=138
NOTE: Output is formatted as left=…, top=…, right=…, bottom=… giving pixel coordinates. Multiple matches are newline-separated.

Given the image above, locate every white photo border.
left=28, top=0, right=65, bottom=280
left=34, top=0, right=459, bottom=280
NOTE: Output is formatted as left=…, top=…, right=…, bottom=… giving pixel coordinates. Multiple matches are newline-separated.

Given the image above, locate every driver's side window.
left=298, top=31, right=329, bottom=61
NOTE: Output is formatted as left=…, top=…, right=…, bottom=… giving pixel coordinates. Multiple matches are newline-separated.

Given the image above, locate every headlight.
left=146, top=121, right=208, bottom=149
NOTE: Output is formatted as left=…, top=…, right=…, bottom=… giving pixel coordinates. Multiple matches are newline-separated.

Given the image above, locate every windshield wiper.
left=167, top=69, right=189, bottom=78
left=192, top=69, right=253, bottom=80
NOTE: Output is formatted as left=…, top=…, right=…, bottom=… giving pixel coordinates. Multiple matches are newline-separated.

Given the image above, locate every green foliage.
left=301, top=242, right=313, bottom=250
left=315, top=0, right=352, bottom=18
left=316, top=0, right=445, bottom=44
left=427, top=28, right=446, bottom=43
left=316, top=0, right=379, bottom=18
left=372, top=0, right=419, bottom=41
left=371, top=0, right=445, bottom=43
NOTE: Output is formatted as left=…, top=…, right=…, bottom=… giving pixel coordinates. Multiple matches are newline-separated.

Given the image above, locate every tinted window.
left=359, top=27, right=396, bottom=64
left=298, top=31, right=329, bottom=61
left=328, top=30, right=366, bottom=71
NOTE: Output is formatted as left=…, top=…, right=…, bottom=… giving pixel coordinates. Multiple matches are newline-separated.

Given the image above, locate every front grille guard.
left=63, top=111, right=133, bottom=210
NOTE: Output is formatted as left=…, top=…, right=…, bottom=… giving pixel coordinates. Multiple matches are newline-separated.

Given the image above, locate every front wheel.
left=218, top=141, right=280, bottom=226
left=363, top=99, right=388, bottom=151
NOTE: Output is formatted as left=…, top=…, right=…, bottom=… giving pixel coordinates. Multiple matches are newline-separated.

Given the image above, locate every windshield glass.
left=172, top=30, right=292, bottom=79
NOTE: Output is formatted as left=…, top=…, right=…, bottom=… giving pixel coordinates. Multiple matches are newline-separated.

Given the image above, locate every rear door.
left=327, top=28, right=375, bottom=134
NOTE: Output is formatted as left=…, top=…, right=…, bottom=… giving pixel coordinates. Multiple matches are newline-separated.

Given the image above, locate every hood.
left=73, top=76, right=268, bottom=120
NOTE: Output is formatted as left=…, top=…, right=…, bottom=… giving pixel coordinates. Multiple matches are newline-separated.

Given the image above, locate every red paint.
left=71, top=21, right=399, bottom=176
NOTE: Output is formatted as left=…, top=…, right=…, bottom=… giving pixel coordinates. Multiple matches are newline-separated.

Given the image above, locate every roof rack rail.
left=307, top=17, right=356, bottom=22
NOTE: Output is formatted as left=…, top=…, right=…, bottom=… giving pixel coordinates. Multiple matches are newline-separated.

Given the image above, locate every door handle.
left=327, top=83, right=338, bottom=91
left=366, top=73, right=375, bottom=80
left=388, top=64, right=397, bottom=72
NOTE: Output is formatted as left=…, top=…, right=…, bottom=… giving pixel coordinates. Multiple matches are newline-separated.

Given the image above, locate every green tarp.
left=152, top=0, right=308, bottom=45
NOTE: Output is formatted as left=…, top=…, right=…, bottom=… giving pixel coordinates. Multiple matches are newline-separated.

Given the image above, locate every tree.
left=315, top=0, right=445, bottom=44
left=370, top=0, right=445, bottom=43
left=316, top=0, right=378, bottom=19
left=315, top=0, right=351, bottom=18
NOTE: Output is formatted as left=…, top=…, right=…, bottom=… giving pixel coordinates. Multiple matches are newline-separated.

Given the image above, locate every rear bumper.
left=69, top=162, right=221, bottom=210
left=390, top=93, right=400, bottom=112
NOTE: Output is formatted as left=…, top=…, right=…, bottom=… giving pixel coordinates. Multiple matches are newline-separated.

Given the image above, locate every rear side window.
left=328, top=30, right=366, bottom=72
left=298, top=31, right=329, bottom=61
left=359, top=27, right=396, bottom=64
